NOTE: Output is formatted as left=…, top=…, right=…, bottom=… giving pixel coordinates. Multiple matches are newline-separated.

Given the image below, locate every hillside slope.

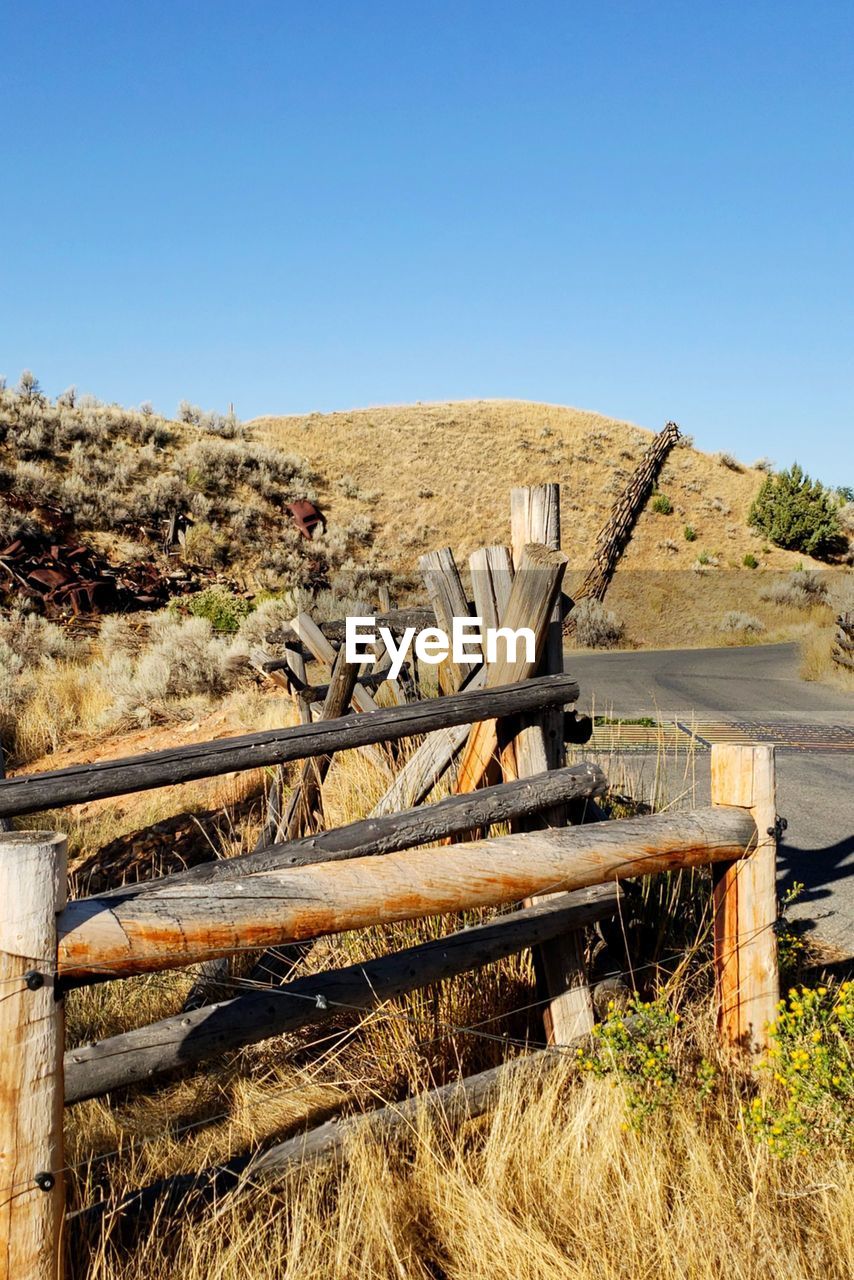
left=255, top=400, right=849, bottom=649
left=254, top=400, right=810, bottom=574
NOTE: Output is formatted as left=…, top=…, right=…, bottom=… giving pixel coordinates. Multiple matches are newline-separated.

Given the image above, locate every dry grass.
left=67, top=1050, right=853, bottom=1280
left=52, top=732, right=851, bottom=1279
left=255, top=399, right=849, bottom=650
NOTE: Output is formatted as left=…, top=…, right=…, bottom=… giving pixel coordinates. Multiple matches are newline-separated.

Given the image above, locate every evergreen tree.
left=748, top=463, right=841, bottom=558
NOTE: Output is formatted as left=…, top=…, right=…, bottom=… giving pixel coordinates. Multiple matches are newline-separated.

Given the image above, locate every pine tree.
left=748, top=463, right=841, bottom=558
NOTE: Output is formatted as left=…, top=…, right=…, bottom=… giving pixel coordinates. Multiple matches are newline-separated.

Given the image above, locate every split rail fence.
left=0, top=485, right=780, bottom=1280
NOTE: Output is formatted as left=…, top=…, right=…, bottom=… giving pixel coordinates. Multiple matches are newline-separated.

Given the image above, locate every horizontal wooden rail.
left=64, top=885, right=619, bottom=1102
left=95, top=764, right=607, bottom=900
left=57, top=805, right=756, bottom=981
left=0, top=673, right=579, bottom=818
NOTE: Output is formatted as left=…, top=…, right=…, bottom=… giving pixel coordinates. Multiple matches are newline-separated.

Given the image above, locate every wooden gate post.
left=0, top=831, right=67, bottom=1280
left=506, top=485, right=595, bottom=1046
left=711, top=744, right=779, bottom=1056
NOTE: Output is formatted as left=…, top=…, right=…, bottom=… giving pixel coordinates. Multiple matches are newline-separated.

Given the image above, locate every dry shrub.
left=97, top=613, right=240, bottom=727
left=573, top=598, right=624, bottom=648
left=719, top=610, right=765, bottom=636
left=761, top=570, right=829, bottom=608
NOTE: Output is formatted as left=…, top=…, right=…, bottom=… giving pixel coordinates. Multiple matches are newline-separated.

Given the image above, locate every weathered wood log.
left=95, top=765, right=607, bottom=899
left=64, top=885, right=619, bottom=1103
left=419, top=547, right=472, bottom=693
left=0, top=674, right=579, bottom=819
left=289, top=610, right=395, bottom=779
left=711, top=744, right=778, bottom=1056
left=368, top=672, right=486, bottom=817
left=507, top=485, right=567, bottom=777
left=370, top=546, right=514, bottom=816
left=469, top=546, right=513, bottom=631
left=832, top=612, right=854, bottom=671
left=455, top=543, right=567, bottom=793
left=244, top=1050, right=567, bottom=1184
left=290, top=612, right=383, bottom=717
left=505, top=484, right=594, bottom=1045
left=255, top=664, right=397, bottom=699
left=282, top=647, right=360, bottom=840
left=57, top=806, right=755, bottom=981
left=267, top=607, right=435, bottom=652
left=0, top=832, right=67, bottom=1280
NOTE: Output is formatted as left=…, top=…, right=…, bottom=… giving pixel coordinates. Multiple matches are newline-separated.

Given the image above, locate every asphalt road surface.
left=566, top=643, right=854, bottom=956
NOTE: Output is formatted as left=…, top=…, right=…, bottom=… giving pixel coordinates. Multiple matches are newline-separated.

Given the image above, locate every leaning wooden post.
left=711, top=744, right=779, bottom=1056
left=506, top=484, right=594, bottom=1045
left=0, top=831, right=67, bottom=1280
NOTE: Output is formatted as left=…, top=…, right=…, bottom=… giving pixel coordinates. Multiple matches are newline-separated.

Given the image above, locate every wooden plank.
left=419, top=547, right=472, bottom=693
left=711, top=744, right=779, bottom=1056
left=368, top=677, right=485, bottom=817
left=510, top=485, right=561, bottom=563
left=96, top=765, right=607, bottom=898
left=455, top=543, right=567, bottom=794
left=506, top=483, right=593, bottom=1045
left=0, top=831, right=67, bottom=1280
left=469, top=546, right=514, bottom=632
left=0, top=674, right=579, bottom=818
left=64, top=885, right=620, bottom=1102
left=282, top=647, right=359, bottom=840
left=290, top=612, right=382, bottom=716
left=57, top=806, right=755, bottom=981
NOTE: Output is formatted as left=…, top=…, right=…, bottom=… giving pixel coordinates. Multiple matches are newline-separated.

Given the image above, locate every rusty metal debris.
left=0, top=530, right=174, bottom=617
left=285, top=499, right=325, bottom=539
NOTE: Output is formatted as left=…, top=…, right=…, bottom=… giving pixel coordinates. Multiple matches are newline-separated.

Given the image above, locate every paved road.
left=566, top=643, right=854, bottom=956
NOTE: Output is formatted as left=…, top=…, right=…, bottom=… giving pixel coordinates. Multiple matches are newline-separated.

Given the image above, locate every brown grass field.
left=255, top=399, right=852, bottom=656
left=50, top=733, right=852, bottom=1280
left=4, top=396, right=852, bottom=1277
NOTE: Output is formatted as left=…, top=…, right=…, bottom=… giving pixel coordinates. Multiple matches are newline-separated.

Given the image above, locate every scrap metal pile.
left=0, top=528, right=175, bottom=616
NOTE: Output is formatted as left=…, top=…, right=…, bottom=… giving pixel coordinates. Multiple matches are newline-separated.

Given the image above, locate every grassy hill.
left=254, top=400, right=778, bottom=570
left=254, top=400, right=850, bottom=651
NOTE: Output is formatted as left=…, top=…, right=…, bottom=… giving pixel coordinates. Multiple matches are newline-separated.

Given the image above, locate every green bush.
left=184, top=587, right=252, bottom=634
left=651, top=493, right=673, bottom=515
left=683, top=525, right=697, bottom=542
left=742, top=553, right=758, bottom=569
left=748, top=464, right=841, bottom=558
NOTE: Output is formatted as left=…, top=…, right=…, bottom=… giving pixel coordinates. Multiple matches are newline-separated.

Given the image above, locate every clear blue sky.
left=2, top=1, right=851, bottom=483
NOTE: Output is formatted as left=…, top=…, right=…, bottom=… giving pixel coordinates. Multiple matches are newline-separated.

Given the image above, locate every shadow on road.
left=778, top=832, right=854, bottom=914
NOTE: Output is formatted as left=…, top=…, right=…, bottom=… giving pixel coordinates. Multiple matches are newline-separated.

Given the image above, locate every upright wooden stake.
left=454, top=543, right=567, bottom=793
left=469, top=546, right=513, bottom=631
left=0, top=831, right=67, bottom=1280
left=282, top=648, right=360, bottom=839
left=506, top=484, right=593, bottom=1045
left=419, top=547, right=472, bottom=694
left=711, top=744, right=779, bottom=1055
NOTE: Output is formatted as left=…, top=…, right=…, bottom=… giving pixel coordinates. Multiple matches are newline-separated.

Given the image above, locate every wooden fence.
left=0, top=485, right=779, bottom=1280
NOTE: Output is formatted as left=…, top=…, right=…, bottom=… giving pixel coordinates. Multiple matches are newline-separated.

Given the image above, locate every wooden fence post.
left=711, top=744, right=779, bottom=1055
left=0, top=831, right=67, bottom=1280
left=506, top=484, right=594, bottom=1045
left=419, top=547, right=472, bottom=694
